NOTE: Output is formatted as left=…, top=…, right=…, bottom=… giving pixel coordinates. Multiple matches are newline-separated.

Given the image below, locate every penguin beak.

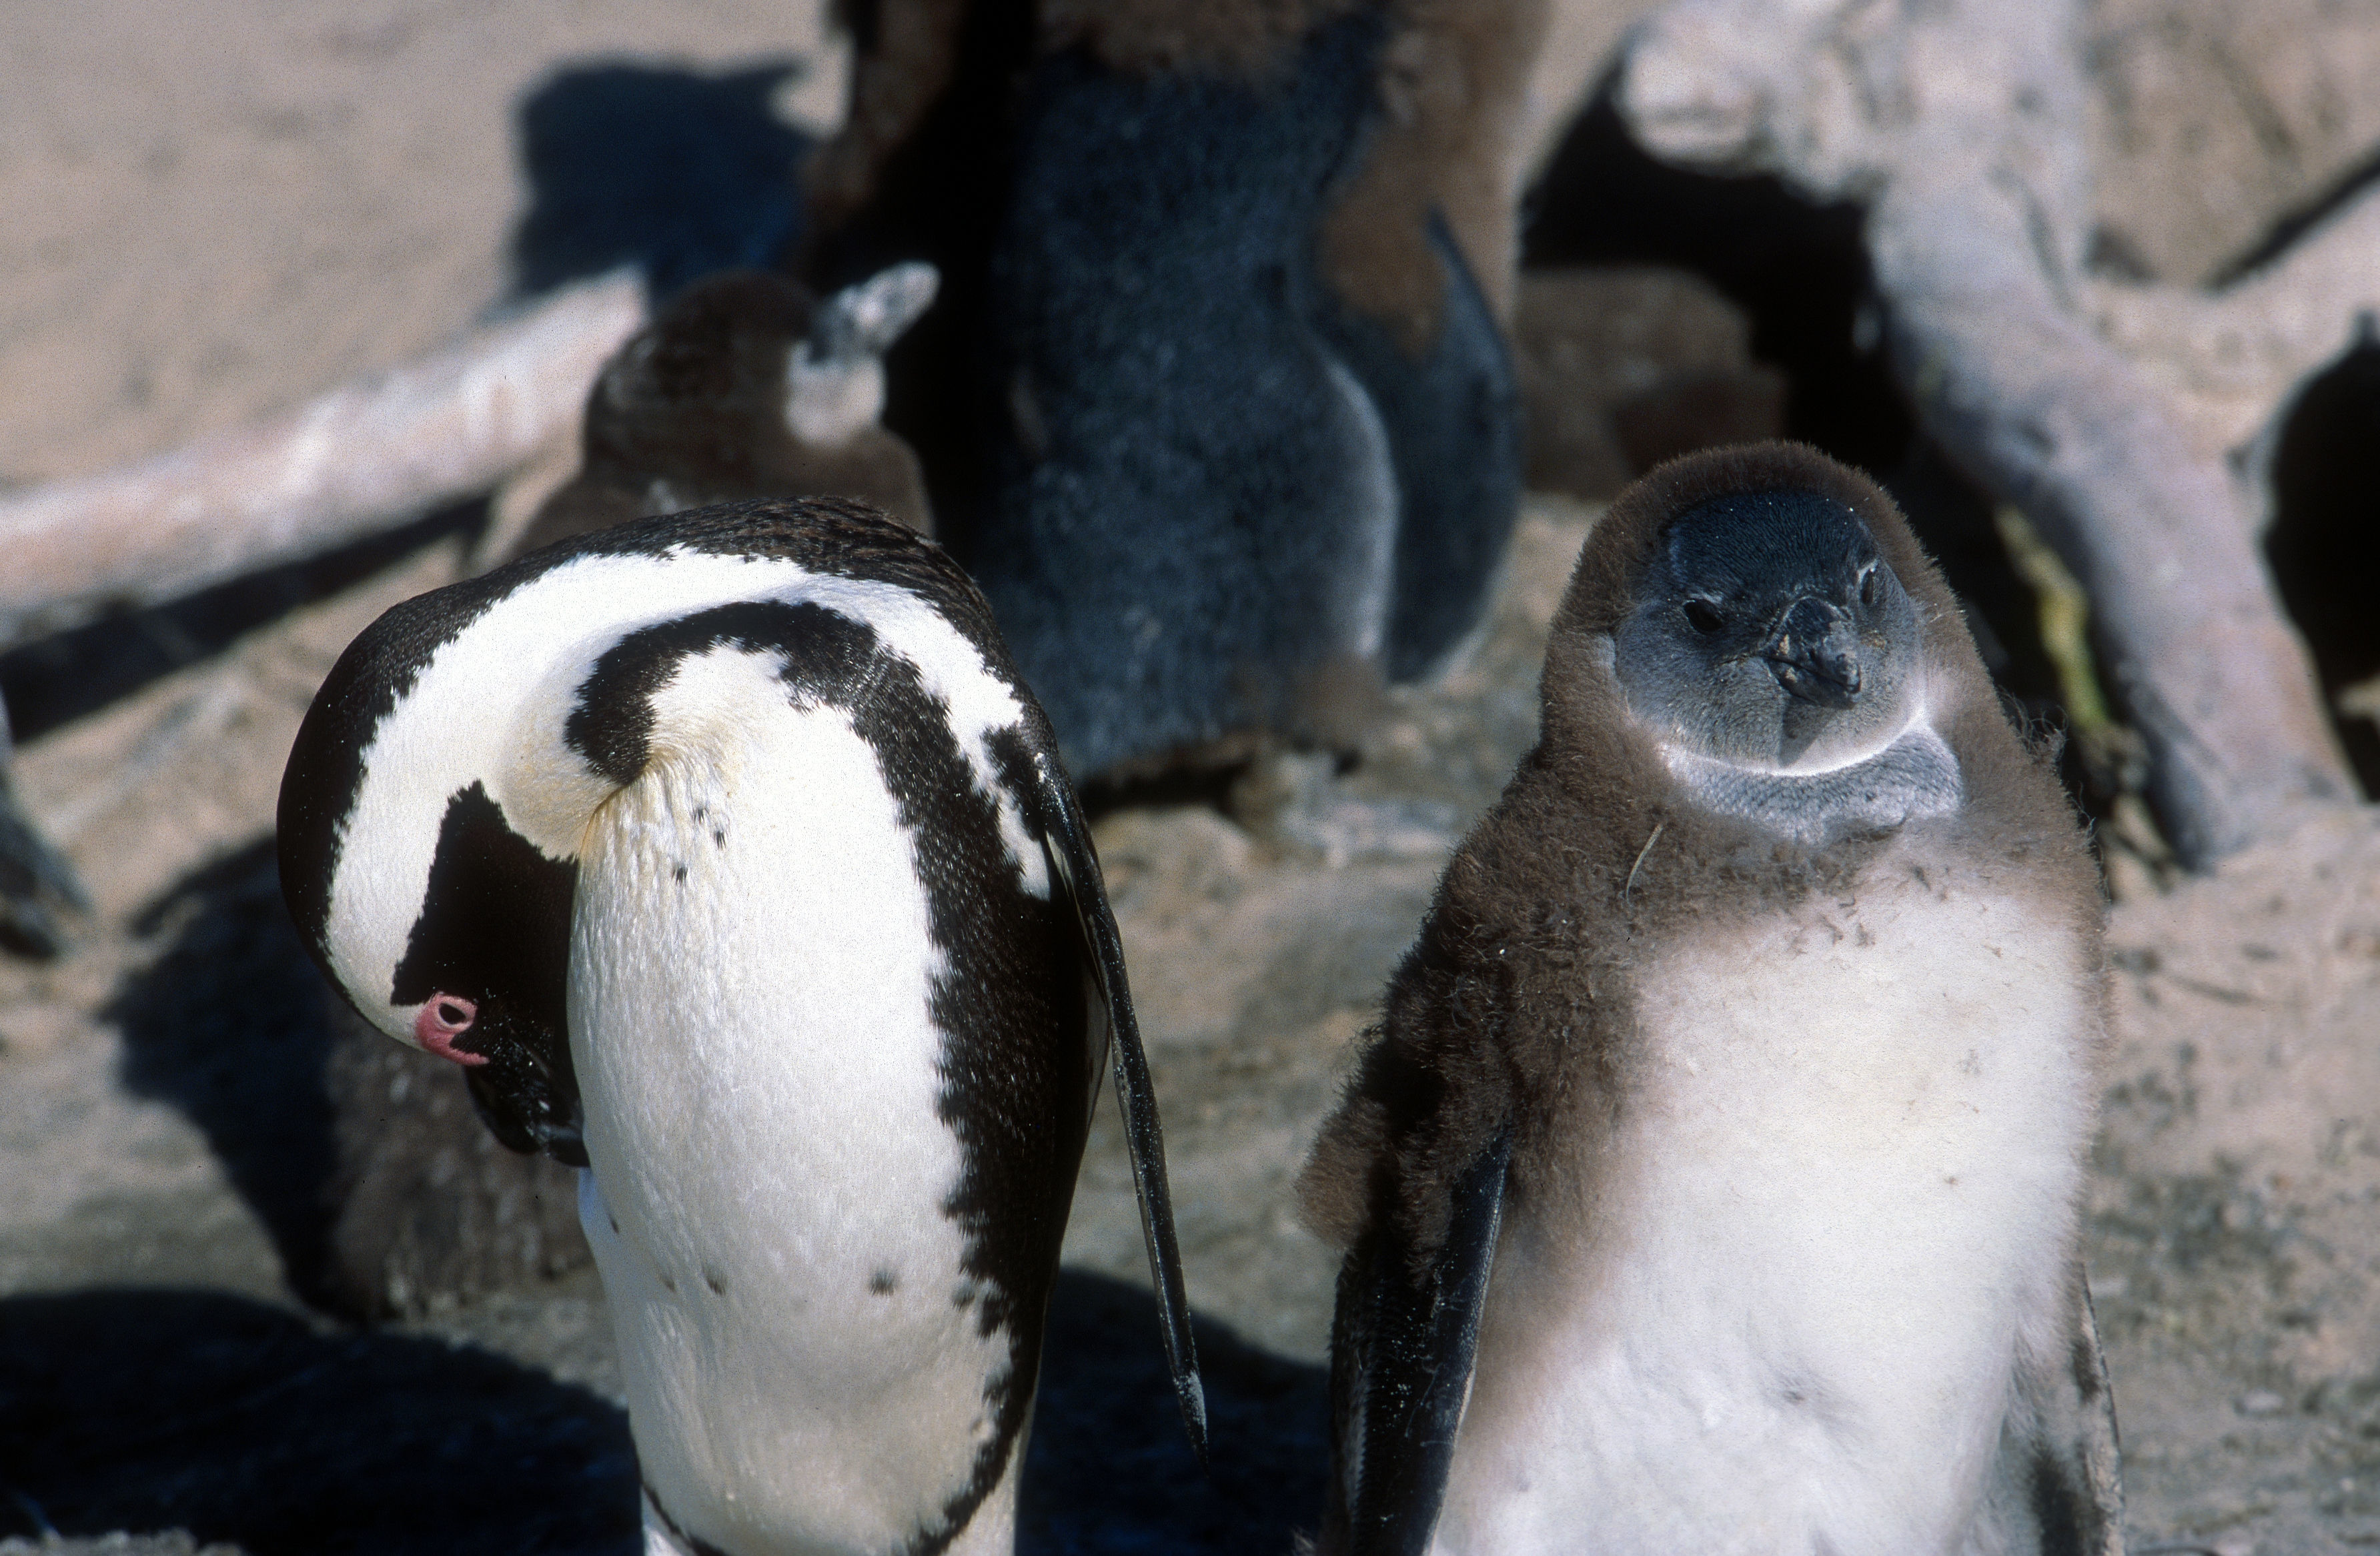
left=1762, top=597, right=1862, bottom=708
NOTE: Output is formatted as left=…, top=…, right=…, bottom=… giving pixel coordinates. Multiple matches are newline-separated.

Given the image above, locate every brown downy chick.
left=516, top=264, right=937, bottom=555
left=1300, top=442, right=2123, bottom=1555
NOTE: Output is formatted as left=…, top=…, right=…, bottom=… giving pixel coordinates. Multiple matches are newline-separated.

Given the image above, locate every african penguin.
left=1298, top=442, right=2124, bottom=1555
left=514, top=264, right=940, bottom=557
left=278, top=496, right=1204, bottom=1555
left=318, top=264, right=941, bottom=1316
left=800, top=0, right=1530, bottom=780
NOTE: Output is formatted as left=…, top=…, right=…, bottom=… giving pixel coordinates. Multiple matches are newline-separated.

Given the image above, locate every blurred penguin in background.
left=801, top=0, right=1541, bottom=780
left=516, top=262, right=941, bottom=555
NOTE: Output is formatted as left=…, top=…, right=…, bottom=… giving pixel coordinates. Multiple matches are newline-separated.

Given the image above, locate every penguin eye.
left=1682, top=598, right=1726, bottom=636
left=1858, top=564, right=1882, bottom=608
left=434, top=998, right=476, bottom=1032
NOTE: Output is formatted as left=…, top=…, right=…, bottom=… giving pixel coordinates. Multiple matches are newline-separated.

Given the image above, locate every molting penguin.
left=801, top=0, right=1536, bottom=778
left=278, top=496, right=1204, bottom=1555
left=1298, top=442, right=2123, bottom=1555
left=515, top=264, right=940, bottom=556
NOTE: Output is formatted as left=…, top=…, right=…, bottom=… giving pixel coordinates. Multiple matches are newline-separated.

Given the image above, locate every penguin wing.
left=1027, top=744, right=1209, bottom=1461
left=1974, top=1261, right=2127, bottom=1553
left=1332, top=1127, right=1512, bottom=1556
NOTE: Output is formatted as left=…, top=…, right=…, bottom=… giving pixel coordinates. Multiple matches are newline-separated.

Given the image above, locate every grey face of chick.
left=785, top=262, right=940, bottom=448
left=1614, top=487, right=1924, bottom=770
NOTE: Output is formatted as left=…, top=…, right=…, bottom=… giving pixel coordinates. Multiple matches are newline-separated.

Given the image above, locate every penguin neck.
left=1658, top=718, right=1964, bottom=846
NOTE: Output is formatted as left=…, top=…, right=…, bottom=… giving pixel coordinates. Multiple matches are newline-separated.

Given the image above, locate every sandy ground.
left=3, top=5, right=2379, bottom=1555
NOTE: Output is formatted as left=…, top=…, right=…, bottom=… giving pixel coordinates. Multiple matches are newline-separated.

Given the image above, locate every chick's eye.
left=1682, top=598, right=1725, bottom=635
left=1859, top=566, right=1882, bottom=608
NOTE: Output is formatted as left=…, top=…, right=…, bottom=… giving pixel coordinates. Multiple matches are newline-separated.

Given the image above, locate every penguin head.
left=588, top=263, right=935, bottom=453
left=1600, top=451, right=1930, bottom=773
left=279, top=585, right=596, bottom=1164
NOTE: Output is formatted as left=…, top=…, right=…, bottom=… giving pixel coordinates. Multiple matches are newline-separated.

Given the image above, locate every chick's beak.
left=1763, top=596, right=1862, bottom=708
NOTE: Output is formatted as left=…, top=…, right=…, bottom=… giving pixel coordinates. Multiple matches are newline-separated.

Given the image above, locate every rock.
left=1510, top=265, right=1785, bottom=500
left=2093, top=808, right=2380, bottom=1551
left=2084, top=0, right=2380, bottom=287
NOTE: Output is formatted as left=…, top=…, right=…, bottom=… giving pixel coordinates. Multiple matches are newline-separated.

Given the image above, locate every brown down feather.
left=1297, top=440, right=2107, bottom=1275
left=512, top=269, right=932, bottom=557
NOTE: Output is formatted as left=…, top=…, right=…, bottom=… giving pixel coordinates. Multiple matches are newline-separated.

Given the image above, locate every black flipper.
left=1029, top=745, right=1209, bottom=1463
left=1971, top=1260, right=2127, bottom=1554
left=1332, top=1128, right=1512, bottom=1556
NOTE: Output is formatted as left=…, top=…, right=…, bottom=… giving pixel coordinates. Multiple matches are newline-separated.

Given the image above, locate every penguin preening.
left=278, top=497, right=1203, bottom=1555
left=1299, top=443, right=2123, bottom=1555
left=802, top=0, right=1536, bottom=780
left=514, top=264, right=940, bottom=557
left=312, top=263, right=943, bottom=1317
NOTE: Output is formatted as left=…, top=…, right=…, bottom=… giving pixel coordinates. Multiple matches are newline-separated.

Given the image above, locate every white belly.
left=570, top=664, right=1013, bottom=1555
left=1435, top=844, right=2097, bottom=1556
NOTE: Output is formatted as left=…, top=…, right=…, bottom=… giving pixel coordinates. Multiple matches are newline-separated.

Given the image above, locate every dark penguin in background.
left=802, top=0, right=1538, bottom=778
left=279, top=498, right=1203, bottom=1555
left=312, top=263, right=943, bottom=1319
left=1299, top=444, right=2123, bottom=1555
left=516, top=263, right=940, bottom=556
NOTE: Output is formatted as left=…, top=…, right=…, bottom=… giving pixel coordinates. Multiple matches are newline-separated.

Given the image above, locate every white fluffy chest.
left=568, top=653, right=1009, bottom=1554
left=1439, top=857, right=2096, bottom=1556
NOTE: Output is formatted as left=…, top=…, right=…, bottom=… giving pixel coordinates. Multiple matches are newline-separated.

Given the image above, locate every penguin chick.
left=1299, top=442, right=2123, bottom=1556
left=516, top=265, right=939, bottom=556
left=279, top=496, right=1203, bottom=1555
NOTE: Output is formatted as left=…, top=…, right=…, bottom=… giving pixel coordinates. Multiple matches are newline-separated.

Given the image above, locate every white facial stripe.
left=326, top=545, right=1045, bottom=1026
left=784, top=351, right=886, bottom=448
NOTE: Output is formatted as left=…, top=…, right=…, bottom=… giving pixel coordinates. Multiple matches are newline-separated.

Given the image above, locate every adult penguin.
left=279, top=496, right=1203, bottom=1555
left=1299, top=442, right=2124, bottom=1555
left=315, top=261, right=945, bottom=1318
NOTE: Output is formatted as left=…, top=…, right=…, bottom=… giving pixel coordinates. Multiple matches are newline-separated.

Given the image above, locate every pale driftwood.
left=1619, top=0, right=2359, bottom=867
left=2084, top=185, right=2380, bottom=522
left=0, top=270, right=644, bottom=651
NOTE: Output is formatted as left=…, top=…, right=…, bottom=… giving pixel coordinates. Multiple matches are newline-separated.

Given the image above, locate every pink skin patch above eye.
left=414, top=994, right=488, bottom=1067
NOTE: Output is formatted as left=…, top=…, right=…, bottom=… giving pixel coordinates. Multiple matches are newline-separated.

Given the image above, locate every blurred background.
left=1, top=3, right=2377, bottom=1553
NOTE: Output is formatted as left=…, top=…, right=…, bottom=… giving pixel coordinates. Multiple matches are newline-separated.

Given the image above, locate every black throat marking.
left=568, top=598, right=1093, bottom=1556
left=391, top=782, right=583, bottom=1162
